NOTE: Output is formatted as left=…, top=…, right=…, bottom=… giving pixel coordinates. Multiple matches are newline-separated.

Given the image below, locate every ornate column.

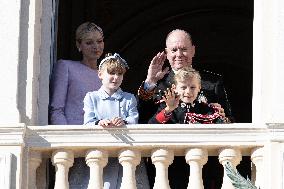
left=218, top=148, right=241, bottom=189
left=251, top=147, right=264, bottom=189
left=118, top=149, right=141, bottom=189
left=85, top=149, right=108, bottom=189
left=52, top=150, right=74, bottom=189
left=28, top=151, right=42, bottom=189
left=151, top=148, right=174, bottom=189
left=185, top=148, right=208, bottom=189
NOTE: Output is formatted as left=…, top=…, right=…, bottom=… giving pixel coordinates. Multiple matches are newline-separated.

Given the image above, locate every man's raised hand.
left=145, top=51, right=169, bottom=85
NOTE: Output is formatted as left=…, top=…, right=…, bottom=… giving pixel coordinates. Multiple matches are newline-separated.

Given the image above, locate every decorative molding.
left=0, top=124, right=26, bottom=146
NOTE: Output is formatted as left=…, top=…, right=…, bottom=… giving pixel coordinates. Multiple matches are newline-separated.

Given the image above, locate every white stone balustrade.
left=151, top=148, right=174, bottom=189
left=28, top=151, right=42, bottom=189
left=185, top=148, right=208, bottom=189
left=251, top=147, right=264, bottom=189
left=29, top=146, right=265, bottom=189
left=119, top=149, right=141, bottom=189
left=22, top=124, right=280, bottom=189
left=86, top=149, right=108, bottom=189
left=52, top=149, right=74, bottom=189
left=219, top=148, right=242, bottom=189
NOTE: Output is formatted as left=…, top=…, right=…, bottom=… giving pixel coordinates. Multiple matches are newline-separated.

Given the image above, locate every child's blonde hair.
left=173, top=67, right=201, bottom=85
left=99, top=53, right=129, bottom=74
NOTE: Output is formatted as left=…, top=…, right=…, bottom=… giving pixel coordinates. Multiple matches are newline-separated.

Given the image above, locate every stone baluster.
left=151, top=148, right=174, bottom=189
left=85, top=149, right=108, bottom=189
left=119, top=149, right=141, bottom=189
left=251, top=147, right=264, bottom=189
left=185, top=148, right=208, bottom=189
left=52, top=150, right=74, bottom=189
left=28, top=151, right=42, bottom=189
left=218, top=148, right=241, bottom=189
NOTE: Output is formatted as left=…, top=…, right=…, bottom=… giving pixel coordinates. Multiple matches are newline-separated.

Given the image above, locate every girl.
left=83, top=53, right=149, bottom=189
left=49, top=22, right=105, bottom=189
left=83, top=53, right=138, bottom=126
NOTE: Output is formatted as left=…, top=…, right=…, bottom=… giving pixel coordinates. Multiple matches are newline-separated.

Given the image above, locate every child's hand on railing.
left=98, top=117, right=126, bottom=127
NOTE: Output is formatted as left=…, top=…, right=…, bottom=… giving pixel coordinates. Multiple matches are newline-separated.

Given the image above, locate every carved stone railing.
left=23, top=124, right=269, bottom=189
left=5, top=124, right=284, bottom=188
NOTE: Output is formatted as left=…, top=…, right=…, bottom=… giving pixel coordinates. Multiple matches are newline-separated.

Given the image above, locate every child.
left=83, top=53, right=149, bottom=189
left=148, top=67, right=230, bottom=124
left=83, top=53, right=138, bottom=126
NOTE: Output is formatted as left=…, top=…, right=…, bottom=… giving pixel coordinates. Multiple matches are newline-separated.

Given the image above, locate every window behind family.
left=46, top=1, right=253, bottom=188
left=54, top=0, right=253, bottom=123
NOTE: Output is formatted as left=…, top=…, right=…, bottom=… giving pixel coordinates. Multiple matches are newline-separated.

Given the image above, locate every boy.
left=149, top=67, right=230, bottom=124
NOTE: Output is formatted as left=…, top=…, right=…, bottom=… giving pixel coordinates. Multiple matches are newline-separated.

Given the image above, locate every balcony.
left=1, top=123, right=283, bottom=189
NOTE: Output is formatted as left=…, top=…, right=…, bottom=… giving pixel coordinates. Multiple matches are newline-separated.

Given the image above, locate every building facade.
left=1, top=0, right=284, bottom=188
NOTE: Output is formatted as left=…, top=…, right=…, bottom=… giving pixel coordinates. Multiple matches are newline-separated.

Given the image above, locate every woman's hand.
left=145, top=51, right=169, bottom=85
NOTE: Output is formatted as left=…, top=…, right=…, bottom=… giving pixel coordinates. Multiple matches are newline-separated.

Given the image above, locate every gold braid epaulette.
left=137, top=83, right=155, bottom=101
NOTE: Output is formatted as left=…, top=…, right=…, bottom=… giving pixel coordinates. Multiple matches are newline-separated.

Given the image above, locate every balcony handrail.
left=24, top=124, right=273, bottom=157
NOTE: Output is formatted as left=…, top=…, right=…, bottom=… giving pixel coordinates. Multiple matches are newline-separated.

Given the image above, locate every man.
left=137, top=29, right=232, bottom=188
left=138, top=29, right=232, bottom=123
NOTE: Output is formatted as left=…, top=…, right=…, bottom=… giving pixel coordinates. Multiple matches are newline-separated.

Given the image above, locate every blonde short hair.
left=76, top=22, right=104, bottom=43
left=173, top=67, right=201, bottom=85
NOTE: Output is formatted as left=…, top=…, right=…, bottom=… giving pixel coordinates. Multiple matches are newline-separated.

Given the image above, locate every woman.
left=49, top=22, right=149, bottom=189
left=49, top=22, right=104, bottom=189
left=49, top=22, right=104, bottom=125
